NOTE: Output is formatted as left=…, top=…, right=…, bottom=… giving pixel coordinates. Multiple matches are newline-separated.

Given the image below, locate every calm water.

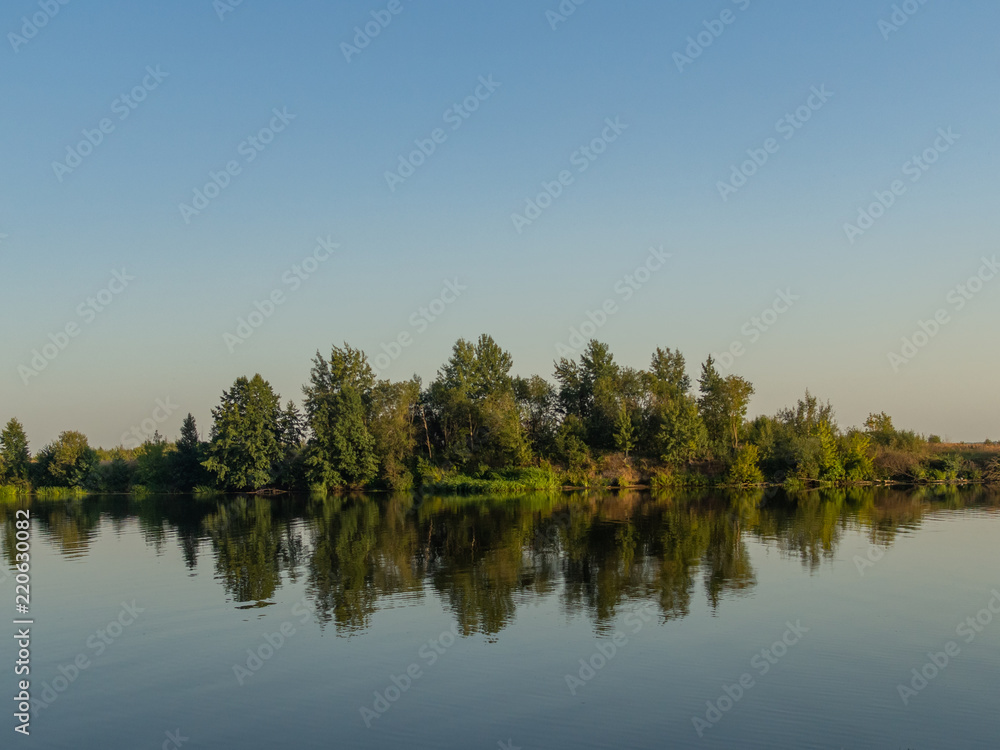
left=3, top=487, right=999, bottom=749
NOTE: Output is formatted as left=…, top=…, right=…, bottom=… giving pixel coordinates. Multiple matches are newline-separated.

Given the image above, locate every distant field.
left=931, top=442, right=1000, bottom=463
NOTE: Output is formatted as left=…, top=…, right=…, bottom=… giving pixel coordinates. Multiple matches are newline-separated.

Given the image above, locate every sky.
left=1, top=0, right=998, bottom=448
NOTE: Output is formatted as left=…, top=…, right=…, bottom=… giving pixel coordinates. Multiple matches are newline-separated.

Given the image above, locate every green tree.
left=168, top=414, right=210, bottom=490
left=614, top=404, right=636, bottom=458
left=204, top=374, right=283, bottom=490
left=428, top=335, right=527, bottom=469
left=697, top=356, right=727, bottom=447
left=133, top=433, right=175, bottom=490
left=554, top=340, right=618, bottom=421
left=649, top=347, right=690, bottom=395
left=864, top=412, right=895, bottom=445
left=653, top=394, right=708, bottom=465
left=278, top=402, right=305, bottom=448
left=369, top=379, right=420, bottom=489
left=554, top=414, right=590, bottom=469
left=303, top=345, right=379, bottom=488
left=841, top=430, right=875, bottom=481
left=699, top=358, right=754, bottom=453
left=513, top=375, right=559, bottom=457
left=0, top=418, right=31, bottom=485
left=728, top=444, right=764, bottom=485
left=307, top=387, right=378, bottom=488
left=554, top=340, right=621, bottom=450
left=36, top=431, right=97, bottom=487
left=778, top=390, right=836, bottom=435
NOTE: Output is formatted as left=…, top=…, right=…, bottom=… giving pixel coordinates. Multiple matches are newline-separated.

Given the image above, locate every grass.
left=420, top=467, right=560, bottom=495
left=33, top=486, right=88, bottom=499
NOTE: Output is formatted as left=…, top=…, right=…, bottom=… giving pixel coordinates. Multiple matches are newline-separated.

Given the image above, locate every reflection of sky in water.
left=2, top=487, right=999, bottom=749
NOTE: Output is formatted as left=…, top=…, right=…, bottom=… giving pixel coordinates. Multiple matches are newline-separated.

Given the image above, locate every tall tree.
left=169, top=413, right=209, bottom=490
left=653, top=395, right=708, bottom=466
left=699, top=358, right=754, bottom=453
left=555, top=340, right=622, bottom=449
left=428, top=335, right=527, bottom=469
left=649, top=347, right=690, bottom=395
left=697, top=356, right=727, bottom=445
left=204, top=375, right=283, bottom=490
left=278, top=401, right=305, bottom=448
left=303, top=345, right=379, bottom=488
left=369, top=378, right=420, bottom=489
left=306, top=386, right=378, bottom=488
left=0, top=418, right=31, bottom=485
left=720, top=376, right=755, bottom=452
left=514, top=375, right=559, bottom=457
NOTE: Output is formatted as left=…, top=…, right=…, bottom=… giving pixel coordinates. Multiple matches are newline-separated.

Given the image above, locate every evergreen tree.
left=303, top=345, right=379, bottom=488
left=279, top=401, right=305, bottom=448
left=306, top=386, right=378, bottom=488
left=204, top=375, right=283, bottom=490
left=169, top=413, right=209, bottom=490
left=0, top=418, right=31, bottom=485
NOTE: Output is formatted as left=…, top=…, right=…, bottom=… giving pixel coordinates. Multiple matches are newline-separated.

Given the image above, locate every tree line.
left=2, top=335, right=997, bottom=494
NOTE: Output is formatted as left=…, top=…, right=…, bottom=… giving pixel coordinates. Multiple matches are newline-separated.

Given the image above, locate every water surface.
left=2, top=486, right=999, bottom=749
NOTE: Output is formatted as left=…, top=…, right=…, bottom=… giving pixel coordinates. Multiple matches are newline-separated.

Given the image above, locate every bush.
left=985, top=457, right=1000, bottom=484
left=728, top=445, right=764, bottom=485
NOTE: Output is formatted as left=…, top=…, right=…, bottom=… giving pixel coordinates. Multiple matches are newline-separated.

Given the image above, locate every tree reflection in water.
left=2, top=485, right=998, bottom=635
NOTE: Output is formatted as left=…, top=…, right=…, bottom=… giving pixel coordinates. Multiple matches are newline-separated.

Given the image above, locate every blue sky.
left=1, top=0, right=998, bottom=447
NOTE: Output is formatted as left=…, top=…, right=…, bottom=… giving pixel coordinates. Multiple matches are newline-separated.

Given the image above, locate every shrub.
left=728, top=445, right=764, bottom=485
